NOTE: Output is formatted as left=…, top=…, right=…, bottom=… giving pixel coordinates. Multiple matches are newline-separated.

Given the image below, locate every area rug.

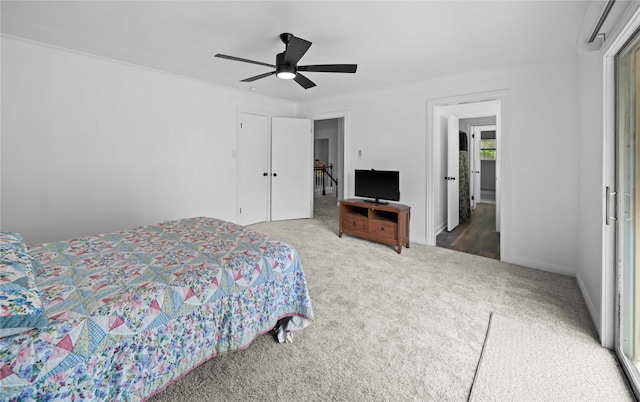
left=469, top=313, right=632, bottom=401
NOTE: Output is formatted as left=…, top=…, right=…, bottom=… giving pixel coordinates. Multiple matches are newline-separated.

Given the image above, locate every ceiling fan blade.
left=298, top=64, right=358, bottom=73
left=215, top=54, right=275, bottom=68
left=283, top=36, right=312, bottom=66
left=240, top=71, right=276, bottom=82
left=294, top=73, right=316, bottom=89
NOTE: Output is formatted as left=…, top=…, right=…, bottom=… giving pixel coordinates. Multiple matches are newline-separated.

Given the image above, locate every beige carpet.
left=149, top=196, right=632, bottom=401
left=469, top=313, right=631, bottom=401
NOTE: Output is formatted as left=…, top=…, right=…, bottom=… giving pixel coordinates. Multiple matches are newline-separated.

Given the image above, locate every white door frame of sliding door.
left=602, top=4, right=640, bottom=398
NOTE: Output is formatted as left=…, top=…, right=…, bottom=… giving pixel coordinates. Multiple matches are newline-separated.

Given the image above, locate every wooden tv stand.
left=339, top=198, right=410, bottom=254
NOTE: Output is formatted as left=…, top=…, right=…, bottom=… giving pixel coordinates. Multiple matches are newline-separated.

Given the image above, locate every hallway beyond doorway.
left=481, top=189, right=496, bottom=204
left=436, top=203, right=500, bottom=260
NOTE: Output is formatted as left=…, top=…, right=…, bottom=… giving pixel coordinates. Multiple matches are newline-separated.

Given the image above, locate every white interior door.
left=271, top=117, right=313, bottom=221
left=471, top=126, right=481, bottom=211
left=237, top=112, right=270, bottom=225
left=447, top=115, right=460, bottom=231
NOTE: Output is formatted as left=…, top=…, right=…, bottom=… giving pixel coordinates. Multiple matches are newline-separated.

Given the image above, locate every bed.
left=0, top=217, right=313, bottom=401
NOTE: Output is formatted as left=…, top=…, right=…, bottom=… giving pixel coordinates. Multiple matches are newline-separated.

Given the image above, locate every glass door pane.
left=617, top=28, right=640, bottom=394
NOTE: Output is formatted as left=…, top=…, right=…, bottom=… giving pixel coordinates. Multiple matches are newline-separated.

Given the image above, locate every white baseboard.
left=436, top=222, right=447, bottom=236
left=576, top=272, right=602, bottom=345
left=507, top=256, right=576, bottom=277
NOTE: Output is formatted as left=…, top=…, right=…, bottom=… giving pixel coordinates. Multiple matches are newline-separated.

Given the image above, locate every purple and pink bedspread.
left=1, top=217, right=313, bottom=401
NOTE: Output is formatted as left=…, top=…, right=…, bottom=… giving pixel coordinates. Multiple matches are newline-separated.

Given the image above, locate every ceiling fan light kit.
left=215, top=32, right=357, bottom=89
left=275, top=53, right=296, bottom=79
left=276, top=70, right=296, bottom=80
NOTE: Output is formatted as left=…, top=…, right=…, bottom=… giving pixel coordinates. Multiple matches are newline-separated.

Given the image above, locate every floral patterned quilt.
left=1, top=217, right=313, bottom=401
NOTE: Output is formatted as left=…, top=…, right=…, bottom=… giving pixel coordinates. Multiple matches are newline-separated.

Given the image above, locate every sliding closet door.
left=616, top=29, right=640, bottom=396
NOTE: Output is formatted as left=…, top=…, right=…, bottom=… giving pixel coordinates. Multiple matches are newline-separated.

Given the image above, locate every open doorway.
left=436, top=117, right=499, bottom=259
left=313, top=119, right=341, bottom=199
left=426, top=93, right=508, bottom=261
left=311, top=115, right=345, bottom=219
left=466, top=122, right=497, bottom=208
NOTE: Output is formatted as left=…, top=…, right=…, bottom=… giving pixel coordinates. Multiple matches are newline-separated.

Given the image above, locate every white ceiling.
left=1, top=1, right=594, bottom=102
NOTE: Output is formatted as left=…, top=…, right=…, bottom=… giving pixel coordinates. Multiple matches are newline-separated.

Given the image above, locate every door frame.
left=236, top=107, right=272, bottom=224
left=306, top=110, right=349, bottom=201
left=426, top=91, right=509, bottom=260
left=474, top=124, right=498, bottom=215
left=602, top=0, right=640, bottom=362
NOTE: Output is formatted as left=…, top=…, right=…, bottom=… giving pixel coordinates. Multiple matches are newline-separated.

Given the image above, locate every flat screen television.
left=354, top=169, right=400, bottom=204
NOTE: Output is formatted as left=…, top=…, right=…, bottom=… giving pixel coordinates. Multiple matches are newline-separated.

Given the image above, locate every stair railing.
left=314, top=163, right=338, bottom=198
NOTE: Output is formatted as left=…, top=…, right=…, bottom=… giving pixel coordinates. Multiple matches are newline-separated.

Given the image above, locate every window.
left=480, top=138, right=496, bottom=160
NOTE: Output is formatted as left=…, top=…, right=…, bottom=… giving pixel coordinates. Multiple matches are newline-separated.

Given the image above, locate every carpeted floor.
left=469, top=313, right=631, bottom=401
left=150, top=196, right=632, bottom=401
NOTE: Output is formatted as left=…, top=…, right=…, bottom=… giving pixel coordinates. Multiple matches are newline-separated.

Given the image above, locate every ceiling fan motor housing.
left=279, top=33, right=293, bottom=45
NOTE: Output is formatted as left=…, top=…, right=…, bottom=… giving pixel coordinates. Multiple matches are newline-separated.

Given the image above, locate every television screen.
left=354, top=169, right=400, bottom=203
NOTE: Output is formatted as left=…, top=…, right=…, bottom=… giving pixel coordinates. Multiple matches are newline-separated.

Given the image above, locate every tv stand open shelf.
left=339, top=198, right=411, bottom=254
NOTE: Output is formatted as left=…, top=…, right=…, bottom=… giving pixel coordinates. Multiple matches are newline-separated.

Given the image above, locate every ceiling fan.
left=215, top=33, right=357, bottom=89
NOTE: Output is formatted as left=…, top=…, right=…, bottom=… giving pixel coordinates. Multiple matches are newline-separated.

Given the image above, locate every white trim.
left=601, top=3, right=640, bottom=57
left=426, top=90, right=510, bottom=263
left=305, top=110, right=350, bottom=200
left=577, top=272, right=601, bottom=339
left=601, top=53, right=616, bottom=350
left=472, top=124, right=497, bottom=213
left=508, top=256, right=575, bottom=277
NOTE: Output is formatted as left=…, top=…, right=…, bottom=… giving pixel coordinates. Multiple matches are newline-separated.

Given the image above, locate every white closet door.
left=237, top=112, right=270, bottom=226
left=447, top=115, right=460, bottom=231
left=271, top=117, right=313, bottom=221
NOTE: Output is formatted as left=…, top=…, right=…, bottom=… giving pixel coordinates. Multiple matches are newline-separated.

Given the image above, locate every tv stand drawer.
left=345, top=214, right=367, bottom=232
left=369, top=220, right=397, bottom=239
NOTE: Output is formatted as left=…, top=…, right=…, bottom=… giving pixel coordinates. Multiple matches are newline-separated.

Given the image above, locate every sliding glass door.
left=616, top=28, right=640, bottom=396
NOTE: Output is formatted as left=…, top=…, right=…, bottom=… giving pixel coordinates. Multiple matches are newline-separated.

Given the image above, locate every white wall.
left=297, top=56, right=580, bottom=275
left=0, top=37, right=295, bottom=245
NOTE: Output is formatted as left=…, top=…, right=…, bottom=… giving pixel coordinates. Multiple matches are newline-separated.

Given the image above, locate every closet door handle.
left=273, top=173, right=278, bottom=177
left=263, top=172, right=268, bottom=176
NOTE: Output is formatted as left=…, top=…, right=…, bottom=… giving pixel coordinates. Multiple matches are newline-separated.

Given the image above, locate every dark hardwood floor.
left=436, top=203, right=500, bottom=260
